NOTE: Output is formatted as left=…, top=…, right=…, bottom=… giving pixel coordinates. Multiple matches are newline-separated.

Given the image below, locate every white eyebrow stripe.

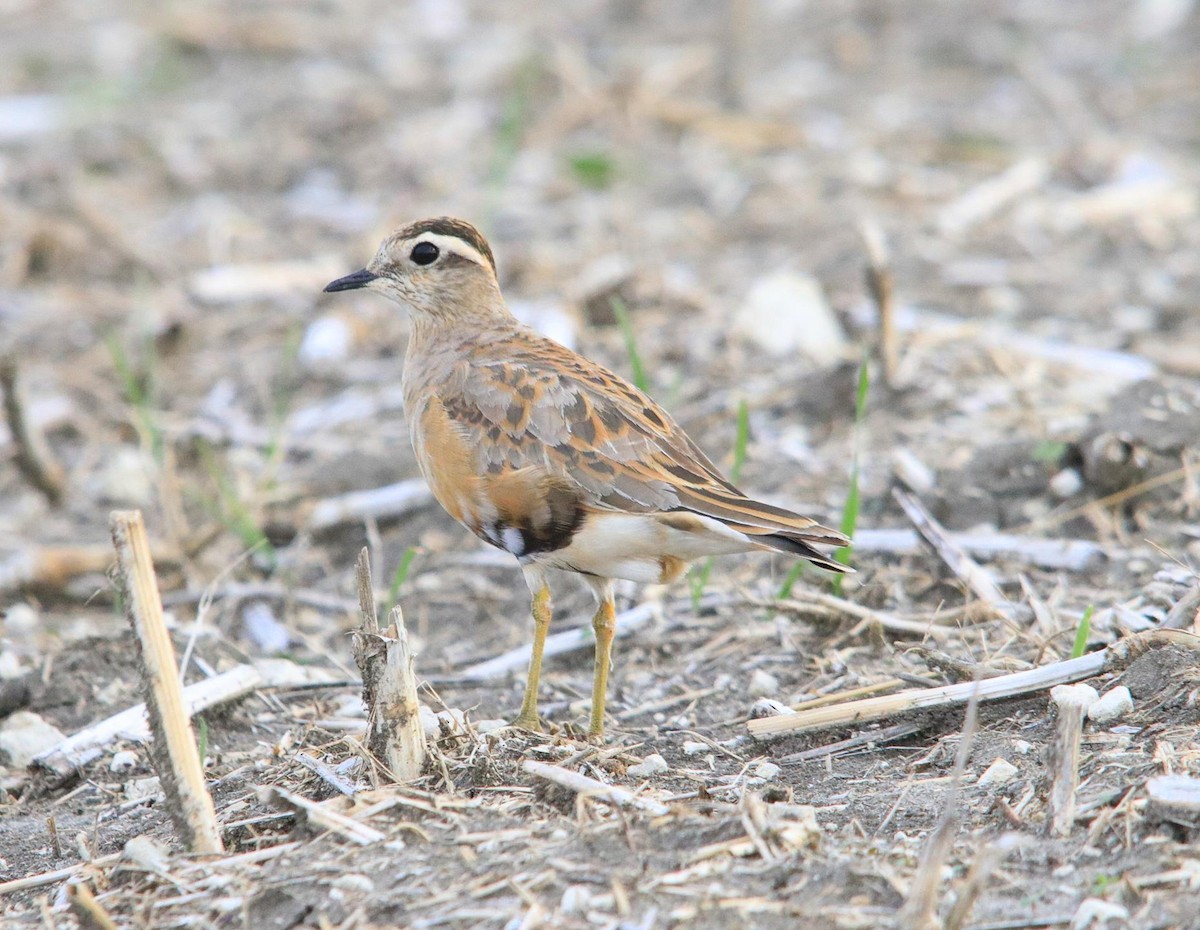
left=407, top=232, right=491, bottom=271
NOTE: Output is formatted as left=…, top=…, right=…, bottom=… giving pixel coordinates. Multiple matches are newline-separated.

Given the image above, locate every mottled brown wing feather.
left=440, top=330, right=848, bottom=549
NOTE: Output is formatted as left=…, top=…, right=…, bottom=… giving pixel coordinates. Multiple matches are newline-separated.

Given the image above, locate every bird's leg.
left=588, top=586, right=617, bottom=740
left=512, top=580, right=551, bottom=731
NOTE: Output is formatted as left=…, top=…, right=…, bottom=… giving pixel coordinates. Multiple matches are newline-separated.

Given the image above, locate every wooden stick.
left=859, top=218, right=897, bottom=386
left=1048, top=684, right=1097, bottom=837
left=0, top=854, right=120, bottom=896
left=307, top=479, right=434, bottom=532
left=66, top=880, right=119, bottom=930
left=110, top=510, right=223, bottom=854
left=750, top=629, right=1200, bottom=739
left=758, top=593, right=949, bottom=640
left=352, top=549, right=426, bottom=782
left=33, top=664, right=263, bottom=781
left=258, top=787, right=384, bottom=845
left=899, top=685, right=980, bottom=929
left=943, top=834, right=1024, bottom=930
left=749, top=651, right=1106, bottom=739
left=372, top=608, right=426, bottom=782
left=852, top=527, right=1104, bottom=572
left=893, top=488, right=1015, bottom=619
left=522, top=759, right=670, bottom=817
left=447, top=602, right=661, bottom=682
left=0, top=356, right=66, bottom=506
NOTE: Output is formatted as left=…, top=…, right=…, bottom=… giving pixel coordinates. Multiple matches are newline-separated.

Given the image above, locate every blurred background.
left=1, top=0, right=1198, bottom=694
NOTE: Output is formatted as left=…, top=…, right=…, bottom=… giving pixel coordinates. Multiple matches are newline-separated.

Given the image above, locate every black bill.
left=323, top=268, right=378, bottom=292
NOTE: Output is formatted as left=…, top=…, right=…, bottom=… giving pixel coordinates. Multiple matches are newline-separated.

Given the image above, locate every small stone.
left=93, top=446, right=156, bottom=507
left=749, top=698, right=793, bottom=719
left=122, top=836, right=170, bottom=873
left=110, top=750, right=138, bottom=773
left=419, top=706, right=441, bottom=740
left=475, top=719, right=508, bottom=734
left=747, top=668, right=780, bottom=697
left=1146, top=774, right=1200, bottom=819
left=124, top=776, right=162, bottom=802
left=978, top=758, right=1019, bottom=788
left=1088, top=686, right=1133, bottom=725
left=682, top=740, right=709, bottom=757
left=1012, top=739, right=1034, bottom=755
left=334, top=695, right=367, bottom=718
left=242, top=602, right=291, bottom=654
left=733, top=271, right=847, bottom=362
left=0, top=711, right=66, bottom=768
left=627, top=753, right=668, bottom=777
left=2, top=603, right=39, bottom=646
left=1049, top=467, right=1084, bottom=499
left=754, top=761, right=782, bottom=781
left=560, top=885, right=591, bottom=915
left=331, top=874, right=374, bottom=894
left=1050, top=683, right=1099, bottom=712
left=891, top=448, right=936, bottom=494
left=1070, top=898, right=1129, bottom=929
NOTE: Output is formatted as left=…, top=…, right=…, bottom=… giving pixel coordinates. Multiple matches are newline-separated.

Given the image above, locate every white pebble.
left=1049, top=467, right=1084, bottom=499
left=754, top=761, right=782, bottom=781
left=1012, top=739, right=1034, bottom=755
left=560, top=885, right=591, bottom=915
left=124, top=776, right=162, bottom=802
left=331, top=873, right=374, bottom=894
left=1088, top=686, right=1133, bottom=724
left=1050, top=683, right=1099, bottom=712
left=1070, top=898, right=1129, bottom=929
left=749, top=698, right=793, bottom=719
left=977, top=758, right=1019, bottom=788
left=734, top=271, right=847, bottom=362
left=627, top=753, right=668, bottom=777
left=110, top=750, right=138, bottom=773
left=0, top=711, right=66, bottom=768
left=748, top=668, right=780, bottom=697
left=1146, top=774, right=1200, bottom=817
left=682, top=740, right=709, bottom=757
left=475, top=719, right=508, bottom=734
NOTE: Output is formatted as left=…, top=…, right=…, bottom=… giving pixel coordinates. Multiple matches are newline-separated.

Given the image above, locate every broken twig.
left=0, top=356, right=65, bottom=506
left=110, top=510, right=223, bottom=854
left=353, top=548, right=427, bottom=783
left=522, top=759, right=670, bottom=817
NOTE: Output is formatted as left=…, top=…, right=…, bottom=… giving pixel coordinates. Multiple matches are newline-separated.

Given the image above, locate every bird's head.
left=324, top=217, right=507, bottom=324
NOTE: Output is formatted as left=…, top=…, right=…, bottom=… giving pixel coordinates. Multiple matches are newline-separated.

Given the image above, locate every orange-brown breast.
left=414, top=396, right=584, bottom=557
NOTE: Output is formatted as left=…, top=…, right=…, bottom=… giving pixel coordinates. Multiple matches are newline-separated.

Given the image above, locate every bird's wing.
left=441, top=331, right=848, bottom=548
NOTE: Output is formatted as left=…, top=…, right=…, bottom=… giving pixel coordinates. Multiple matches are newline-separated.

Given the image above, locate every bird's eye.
left=410, top=242, right=440, bottom=265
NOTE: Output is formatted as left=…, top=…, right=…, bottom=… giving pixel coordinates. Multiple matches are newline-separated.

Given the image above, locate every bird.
left=324, top=217, right=850, bottom=740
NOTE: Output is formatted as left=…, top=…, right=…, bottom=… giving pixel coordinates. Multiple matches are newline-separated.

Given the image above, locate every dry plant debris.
left=3, top=2, right=1200, bottom=928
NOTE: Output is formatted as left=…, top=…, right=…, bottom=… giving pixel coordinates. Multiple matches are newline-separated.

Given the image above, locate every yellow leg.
left=588, top=593, right=617, bottom=740
left=512, top=582, right=551, bottom=731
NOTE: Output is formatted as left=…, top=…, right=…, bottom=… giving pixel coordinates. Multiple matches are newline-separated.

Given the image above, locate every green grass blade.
left=609, top=296, right=649, bottom=393
left=384, top=547, right=419, bottom=619
left=196, top=715, right=208, bottom=766
left=730, top=399, right=750, bottom=483
left=831, top=354, right=870, bottom=596
left=1070, top=605, right=1094, bottom=659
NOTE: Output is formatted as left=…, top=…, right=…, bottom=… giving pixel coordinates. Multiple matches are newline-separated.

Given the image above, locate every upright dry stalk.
left=109, top=510, right=223, bottom=854
left=860, top=219, right=897, bottom=387
left=352, top=548, right=426, bottom=782
left=0, top=356, right=66, bottom=506
left=1048, top=684, right=1097, bottom=837
left=898, top=683, right=981, bottom=930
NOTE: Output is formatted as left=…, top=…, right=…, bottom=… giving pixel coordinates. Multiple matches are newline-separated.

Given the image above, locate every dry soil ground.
left=2, top=2, right=1200, bottom=928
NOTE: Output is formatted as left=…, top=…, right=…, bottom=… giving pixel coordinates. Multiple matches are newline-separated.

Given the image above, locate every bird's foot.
left=510, top=712, right=543, bottom=733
